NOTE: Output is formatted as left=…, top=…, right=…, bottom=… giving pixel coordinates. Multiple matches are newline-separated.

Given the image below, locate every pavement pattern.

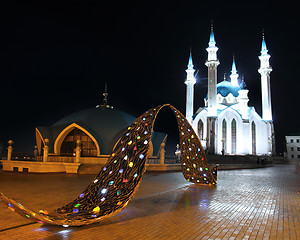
left=0, top=164, right=299, bottom=240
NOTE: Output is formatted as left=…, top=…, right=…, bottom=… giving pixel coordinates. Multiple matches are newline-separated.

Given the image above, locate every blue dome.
left=217, top=80, right=240, bottom=97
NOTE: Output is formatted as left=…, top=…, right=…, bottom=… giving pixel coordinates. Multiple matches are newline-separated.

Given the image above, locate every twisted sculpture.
left=0, top=104, right=217, bottom=226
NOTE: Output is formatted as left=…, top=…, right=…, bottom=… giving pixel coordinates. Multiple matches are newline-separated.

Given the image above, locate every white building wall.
left=249, top=110, right=270, bottom=155
left=241, top=121, right=250, bottom=154
left=217, top=108, right=243, bottom=155
left=193, top=107, right=272, bottom=155
left=192, top=109, right=208, bottom=150
left=285, top=136, right=300, bottom=161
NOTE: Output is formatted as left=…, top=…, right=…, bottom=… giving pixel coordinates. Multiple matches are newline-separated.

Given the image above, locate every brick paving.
left=0, top=164, right=299, bottom=240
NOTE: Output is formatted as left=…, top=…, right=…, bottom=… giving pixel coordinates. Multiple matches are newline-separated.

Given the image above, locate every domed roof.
left=37, top=107, right=136, bottom=155
left=36, top=106, right=166, bottom=156
left=217, top=80, right=240, bottom=97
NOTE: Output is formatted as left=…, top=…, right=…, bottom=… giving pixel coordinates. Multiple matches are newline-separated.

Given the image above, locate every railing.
left=11, top=154, right=180, bottom=165
left=147, top=156, right=181, bottom=164
left=11, top=152, right=37, bottom=161
left=36, top=155, right=75, bottom=163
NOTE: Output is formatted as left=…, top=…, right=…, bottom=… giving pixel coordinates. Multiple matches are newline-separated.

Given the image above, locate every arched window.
left=222, top=119, right=227, bottom=153
left=198, top=120, right=204, bottom=140
left=231, top=119, right=236, bottom=154
left=60, top=128, right=97, bottom=157
left=252, top=122, right=256, bottom=155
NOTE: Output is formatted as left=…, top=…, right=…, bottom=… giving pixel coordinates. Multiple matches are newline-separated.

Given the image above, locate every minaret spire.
left=96, top=81, right=113, bottom=109
left=258, top=32, right=272, bottom=121
left=185, top=49, right=196, bottom=124
left=230, top=54, right=239, bottom=86
left=209, top=21, right=216, bottom=47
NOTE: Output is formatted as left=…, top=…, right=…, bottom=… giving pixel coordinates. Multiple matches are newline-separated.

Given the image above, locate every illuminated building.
left=285, top=135, right=300, bottom=161
left=35, top=97, right=166, bottom=165
left=185, top=27, right=275, bottom=155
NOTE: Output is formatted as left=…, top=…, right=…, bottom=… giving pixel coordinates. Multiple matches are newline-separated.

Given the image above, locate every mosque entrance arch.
left=54, top=123, right=100, bottom=156
left=0, top=104, right=217, bottom=227
left=60, top=128, right=98, bottom=157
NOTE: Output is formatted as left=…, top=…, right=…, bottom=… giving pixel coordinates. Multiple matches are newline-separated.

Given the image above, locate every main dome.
left=216, top=80, right=240, bottom=97
left=36, top=106, right=166, bottom=157
left=36, top=107, right=136, bottom=155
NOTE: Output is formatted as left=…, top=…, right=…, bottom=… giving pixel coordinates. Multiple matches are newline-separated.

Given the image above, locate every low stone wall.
left=80, top=156, right=109, bottom=164
left=1, top=160, right=81, bottom=174
left=146, top=164, right=181, bottom=171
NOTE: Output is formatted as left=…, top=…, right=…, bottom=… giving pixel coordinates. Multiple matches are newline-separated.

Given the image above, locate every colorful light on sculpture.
left=0, top=104, right=217, bottom=226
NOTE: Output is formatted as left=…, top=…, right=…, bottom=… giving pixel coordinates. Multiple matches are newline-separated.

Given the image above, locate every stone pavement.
left=0, top=164, right=299, bottom=239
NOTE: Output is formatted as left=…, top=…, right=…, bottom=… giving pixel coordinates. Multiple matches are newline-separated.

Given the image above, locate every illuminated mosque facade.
left=185, top=28, right=275, bottom=156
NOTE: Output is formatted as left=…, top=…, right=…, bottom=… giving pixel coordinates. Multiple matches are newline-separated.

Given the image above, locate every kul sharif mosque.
left=185, top=26, right=275, bottom=156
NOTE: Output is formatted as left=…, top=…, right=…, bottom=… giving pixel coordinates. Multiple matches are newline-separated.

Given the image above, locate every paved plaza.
left=0, top=164, right=299, bottom=240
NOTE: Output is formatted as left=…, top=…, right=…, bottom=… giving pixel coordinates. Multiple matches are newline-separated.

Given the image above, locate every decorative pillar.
left=7, top=140, right=13, bottom=161
left=43, top=139, right=49, bottom=162
left=207, top=117, right=217, bottom=154
left=160, top=142, right=165, bottom=165
left=34, top=146, right=38, bottom=160
left=75, top=140, right=81, bottom=163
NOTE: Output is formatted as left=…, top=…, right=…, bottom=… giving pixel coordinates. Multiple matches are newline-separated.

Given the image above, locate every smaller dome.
left=217, top=80, right=240, bottom=97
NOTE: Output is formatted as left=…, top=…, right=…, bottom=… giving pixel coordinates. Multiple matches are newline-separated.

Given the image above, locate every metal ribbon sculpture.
left=0, top=104, right=217, bottom=226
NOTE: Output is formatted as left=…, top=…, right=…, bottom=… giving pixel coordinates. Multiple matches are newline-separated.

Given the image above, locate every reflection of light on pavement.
left=57, top=229, right=73, bottom=240
left=199, top=199, right=208, bottom=209
left=34, top=227, right=48, bottom=232
left=34, top=227, right=73, bottom=240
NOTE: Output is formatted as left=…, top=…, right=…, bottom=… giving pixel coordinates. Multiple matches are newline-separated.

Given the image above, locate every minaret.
left=205, top=24, right=220, bottom=117
left=230, top=55, right=239, bottom=86
left=185, top=50, right=196, bottom=124
left=258, top=34, right=272, bottom=121
left=205, top=23, right=220, bottom=154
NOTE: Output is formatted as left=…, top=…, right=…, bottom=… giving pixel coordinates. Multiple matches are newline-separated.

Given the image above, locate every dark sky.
left=0, top=1, right=298, bottom=154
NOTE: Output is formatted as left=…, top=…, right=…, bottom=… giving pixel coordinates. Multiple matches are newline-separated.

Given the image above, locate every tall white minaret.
left=258, top=34, right=272, bottom=121
left=185, top=50, right=196, bottom=124
left=230, top=55, right=239, bottom=86
left=205, top=25, right=220, bottom=117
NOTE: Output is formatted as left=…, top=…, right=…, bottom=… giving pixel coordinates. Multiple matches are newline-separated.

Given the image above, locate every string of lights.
left=0, top=104, right=217, bottom=226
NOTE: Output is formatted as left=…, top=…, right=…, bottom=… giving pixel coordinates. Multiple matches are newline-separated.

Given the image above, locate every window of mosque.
left=61, top=128, right=97, bottom=157
left=231, top=119, right=236, bottom=154
left=252, top=122, right=256, bottom=155
left=222, top=119, right=227, bottom=153
left=198, top=120, right=204, bottom=140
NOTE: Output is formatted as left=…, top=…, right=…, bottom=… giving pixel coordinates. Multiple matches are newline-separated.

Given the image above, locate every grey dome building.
left=35, top=106, right=166, bottom=164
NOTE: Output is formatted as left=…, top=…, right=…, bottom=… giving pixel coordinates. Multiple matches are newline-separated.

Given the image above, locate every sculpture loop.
left=0, top=104, right=217, bottom=226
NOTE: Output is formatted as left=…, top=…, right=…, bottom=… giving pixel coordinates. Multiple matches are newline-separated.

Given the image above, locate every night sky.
left=1, top=1, right=299, bottom=155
